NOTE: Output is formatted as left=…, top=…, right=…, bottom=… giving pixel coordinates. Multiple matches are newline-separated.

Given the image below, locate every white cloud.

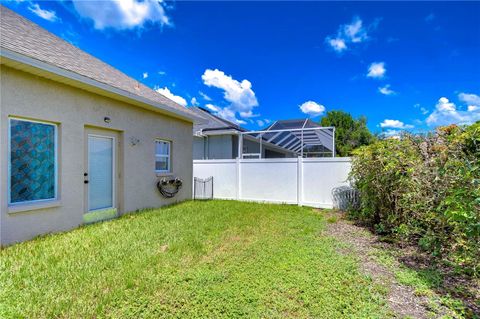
left=382, top=129, right=402, bottom=139
left=328, top=38, right=347, bottom=53
left=459, top=92, right=480, bottom=110
left=468, top=105, right=479, bottom=112
left=155, top=87, right=187, bottom=106
left=29, top=3, right=58, bottom=22
left=202, top=69, right=258, bottom=112
left=205, top=104, right=220, bottom=112
left=326, top=16, right=372, bottom=53
left=158, top=71, right=166, bottom=75
left=380, top=119, right=413, bottom=129
left=299, top=101, right=326, bottom=117
left=367, top=62, right=386, bottom=79
left=201, top=69, right=259, bottom=123
left=426, top=96, right=480, bottom=126
left=239, top=110, right=260, bottom=118
left=436, top=97, right=456, bottom=112
left=72, top=0, right=170, bottom=30
left=378, top=84, right=395, bottom=95
left=414, top=103, right=429, bottom=115
left=344, top=17, right=368, bottom=43
left=199, top=91, right=212, bottom=101
left=214, top=107, right=246, bottom=125
left=190, top=97, right=199, bottom=106
left=142, top=72, right=148, bottom=79
left=256, top=119, right=271, bottom=127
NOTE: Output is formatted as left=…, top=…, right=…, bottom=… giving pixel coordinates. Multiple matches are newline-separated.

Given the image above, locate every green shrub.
left=349, top=123, right=480, bottom=275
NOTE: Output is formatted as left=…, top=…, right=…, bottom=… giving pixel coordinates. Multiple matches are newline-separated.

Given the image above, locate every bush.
left=349, top=123, right=480, bottom=275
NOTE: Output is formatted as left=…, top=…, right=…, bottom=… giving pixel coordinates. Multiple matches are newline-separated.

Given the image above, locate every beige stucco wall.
left=0, top=66, right=193, bottom=245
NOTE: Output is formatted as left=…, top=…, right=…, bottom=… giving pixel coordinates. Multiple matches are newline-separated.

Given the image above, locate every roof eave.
left=201, top=126, right=245, bottom=132
left=197, top=129, right=240, bottom=136
left=0, top=48, right=199, bottom=123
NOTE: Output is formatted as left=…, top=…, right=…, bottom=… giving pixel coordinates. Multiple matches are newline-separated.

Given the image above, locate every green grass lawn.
left=0, top=201, right=389, bottom=318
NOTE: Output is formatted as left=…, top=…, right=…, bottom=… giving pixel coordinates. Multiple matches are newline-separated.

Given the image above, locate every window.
left=155, top=140, right=171, bottom=173
left=9, top=118, right=58, bottom=205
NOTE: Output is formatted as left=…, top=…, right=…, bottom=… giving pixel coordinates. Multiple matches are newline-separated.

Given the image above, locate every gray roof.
left=0, top=6, right=196, bottom=120
left=191, top=107, right=246, bottom=134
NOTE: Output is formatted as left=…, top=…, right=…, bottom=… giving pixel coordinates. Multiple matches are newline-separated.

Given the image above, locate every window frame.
left=7, top=117, right=59, bottom=206
left=154, top=139, right=171, bottom=174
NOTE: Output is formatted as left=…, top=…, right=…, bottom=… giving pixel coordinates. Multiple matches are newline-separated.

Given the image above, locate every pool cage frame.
left=238, top=120, right=335, bottom=159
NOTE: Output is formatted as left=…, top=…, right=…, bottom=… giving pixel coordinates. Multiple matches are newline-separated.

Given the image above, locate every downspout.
left=205, top=133, right=209, bottom=160
left=259, top=133, right=263, bottom=158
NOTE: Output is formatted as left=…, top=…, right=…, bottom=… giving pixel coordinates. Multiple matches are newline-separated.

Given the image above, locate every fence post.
left=297, top=156, right=303, bottom=206
left=192, top=162, right=195, bottom=200
left=236, top=157, right=241, bottom=200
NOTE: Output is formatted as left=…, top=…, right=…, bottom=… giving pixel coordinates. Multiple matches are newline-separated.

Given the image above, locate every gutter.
left=201, top=127, right=246, bottom=133
left=198, top=129, right=241, bottom=136
left=0, top=48, right=200, bottom=123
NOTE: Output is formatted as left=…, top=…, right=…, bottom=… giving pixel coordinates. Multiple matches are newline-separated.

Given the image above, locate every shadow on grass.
left=391, top=250, right=480, bottom=318
left=323, top=209, right=479, bottom=318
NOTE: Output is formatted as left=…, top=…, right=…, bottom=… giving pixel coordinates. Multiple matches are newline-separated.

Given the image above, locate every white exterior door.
left=83, top=127, right=120, bottom=223
left=87, top=134, right=115, bottom=211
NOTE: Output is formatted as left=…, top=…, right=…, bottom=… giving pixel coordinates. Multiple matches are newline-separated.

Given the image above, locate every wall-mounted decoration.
left=130, top=136, right=140, bottom=146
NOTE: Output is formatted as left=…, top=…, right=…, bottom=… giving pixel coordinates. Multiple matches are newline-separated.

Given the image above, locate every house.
left=192, top=107, right=334, bottom=159
left=191, top=107, right=296, bottom=159
left=0, top=6, right=197, bottom=245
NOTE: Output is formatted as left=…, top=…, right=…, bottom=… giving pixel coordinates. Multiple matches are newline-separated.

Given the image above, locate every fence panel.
left=240, top=159, right=298, bottom=204
left=301, top=158, right=351, bottom=208
left=193, top=157, right=351, bottom=208
left=192, top=159, right=237, bottom=199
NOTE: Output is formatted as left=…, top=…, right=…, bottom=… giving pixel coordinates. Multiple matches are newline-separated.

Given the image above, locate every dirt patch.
left=394, top=245, right=480, bottom=317
left=321, top=210, right=453, bottom=319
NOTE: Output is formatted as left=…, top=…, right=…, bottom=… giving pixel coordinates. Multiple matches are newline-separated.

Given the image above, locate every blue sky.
left=3, top=1, right=480, bottom=134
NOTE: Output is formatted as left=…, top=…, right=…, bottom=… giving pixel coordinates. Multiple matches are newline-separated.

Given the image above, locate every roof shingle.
left=0, top=5, right=196, bottom=120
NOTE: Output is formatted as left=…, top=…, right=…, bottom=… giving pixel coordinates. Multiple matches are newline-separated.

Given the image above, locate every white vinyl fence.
left=193, top=157, right=351, bottom=208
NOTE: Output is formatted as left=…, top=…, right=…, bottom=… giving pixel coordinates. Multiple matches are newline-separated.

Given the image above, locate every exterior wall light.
left=104, top=116, right=111, bottom=123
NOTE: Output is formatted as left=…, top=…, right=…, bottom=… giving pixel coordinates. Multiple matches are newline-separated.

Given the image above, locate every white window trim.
left=155, top=139, right=171, bottom=173
left=7, top=117, right=59, bottom=206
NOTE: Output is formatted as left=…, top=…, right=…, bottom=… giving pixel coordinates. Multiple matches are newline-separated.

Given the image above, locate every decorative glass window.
left=9, top=118, right=57, bottom=204
left=155, top=140, right=171, bottom=173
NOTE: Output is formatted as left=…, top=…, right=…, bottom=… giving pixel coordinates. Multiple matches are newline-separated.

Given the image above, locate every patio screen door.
left=87, top=135, right=114, bottom=211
